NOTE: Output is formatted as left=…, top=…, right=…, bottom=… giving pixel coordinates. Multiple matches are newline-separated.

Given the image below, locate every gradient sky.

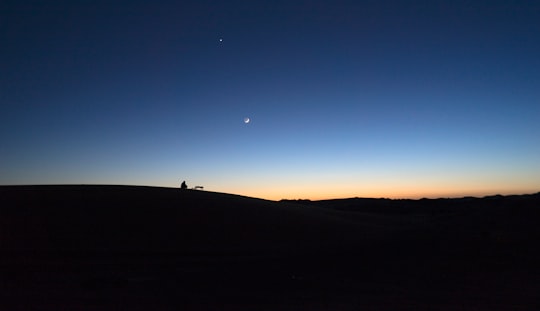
left=2, top=0, right=539, bottom=200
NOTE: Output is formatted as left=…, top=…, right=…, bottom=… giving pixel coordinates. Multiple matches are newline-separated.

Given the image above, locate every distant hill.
left=282, top=192, right=540, bottom=212
left=284, top=192, right=540, bottom=251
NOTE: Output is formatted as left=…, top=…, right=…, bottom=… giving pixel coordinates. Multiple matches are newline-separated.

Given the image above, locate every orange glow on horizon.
left=221, top=183, right=540, bottom=201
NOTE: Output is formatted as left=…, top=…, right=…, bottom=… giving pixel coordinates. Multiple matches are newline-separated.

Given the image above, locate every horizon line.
left=1, top=183, right=539, bottom=202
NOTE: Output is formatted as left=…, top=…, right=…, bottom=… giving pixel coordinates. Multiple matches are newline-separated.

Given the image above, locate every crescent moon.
left=244, top=117, right=250, bottom=124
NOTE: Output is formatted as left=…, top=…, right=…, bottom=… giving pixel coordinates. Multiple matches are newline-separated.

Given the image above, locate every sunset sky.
left=2, top=0, right=539, bottom=200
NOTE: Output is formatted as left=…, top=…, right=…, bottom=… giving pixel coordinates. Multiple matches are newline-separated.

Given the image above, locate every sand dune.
left=2, top=185, right=539, bottom=310
left=1, top=185, right=388, bottom=256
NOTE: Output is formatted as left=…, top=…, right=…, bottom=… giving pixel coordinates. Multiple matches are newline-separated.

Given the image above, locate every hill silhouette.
left=1, top=185, right=386, bottom=256
left=1, top=185, right=539, bottom=310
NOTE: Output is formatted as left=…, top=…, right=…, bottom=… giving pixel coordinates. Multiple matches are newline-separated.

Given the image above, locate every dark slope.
left=288, top=193, right=540, bottom=259
left=2, top=186, right=540, bottom=310
left=3, top=185, right=539, bottom=258
left=0, top=185, right=380, bottom=256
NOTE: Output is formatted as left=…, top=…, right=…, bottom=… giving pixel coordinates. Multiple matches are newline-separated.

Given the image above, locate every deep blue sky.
left=2, top=0, right=539, bottom=199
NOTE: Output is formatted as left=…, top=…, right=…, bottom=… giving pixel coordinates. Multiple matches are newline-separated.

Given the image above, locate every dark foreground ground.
left=1, top=185, right=539, bottom=310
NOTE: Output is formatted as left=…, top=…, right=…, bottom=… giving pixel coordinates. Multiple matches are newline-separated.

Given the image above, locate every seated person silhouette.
left=180, top=180, right=187, bottom=190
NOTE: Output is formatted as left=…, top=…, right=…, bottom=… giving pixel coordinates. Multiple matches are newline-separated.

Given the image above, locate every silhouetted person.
left=180, top=180, right=187, bottom=190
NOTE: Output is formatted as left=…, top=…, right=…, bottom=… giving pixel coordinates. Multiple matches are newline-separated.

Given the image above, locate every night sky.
left=2, top=0, right=539, bottom=200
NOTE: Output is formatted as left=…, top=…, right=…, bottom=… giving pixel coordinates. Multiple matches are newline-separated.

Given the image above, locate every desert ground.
left=1, top=185, right=539, bottom=310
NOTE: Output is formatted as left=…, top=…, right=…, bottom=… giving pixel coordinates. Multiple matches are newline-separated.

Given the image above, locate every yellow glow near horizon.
left=211, top=181, right=540, bottom=201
